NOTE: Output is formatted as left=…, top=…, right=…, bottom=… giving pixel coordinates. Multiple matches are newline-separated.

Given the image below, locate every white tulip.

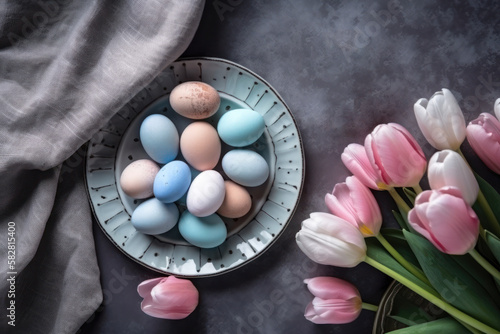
left=414, top=88, right=466, bottom=150
left=295, top=212, right=366, bottom=268
left=427, top=150, right=479, bottom=205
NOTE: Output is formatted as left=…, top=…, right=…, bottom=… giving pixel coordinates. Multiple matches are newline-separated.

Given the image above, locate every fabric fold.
left=0, top=1, right=205, bottom=333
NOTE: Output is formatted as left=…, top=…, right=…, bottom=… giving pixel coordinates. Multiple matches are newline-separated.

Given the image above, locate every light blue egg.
left=131, top=198, right=179, bottom=235
left=178, top=211, right=227, bottom=248
left=154, top=160, right=191, bottom=203
left=140, top=114, right=179, bottom=164
left=217, top=108, right=265, bottom=147
left=222, top=149, right=269, bottom=187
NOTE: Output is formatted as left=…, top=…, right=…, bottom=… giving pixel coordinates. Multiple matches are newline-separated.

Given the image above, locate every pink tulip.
left=304, top=276, right=362, bottom=324
left=341, top=143, right=384, bottom=190
left=408, top=187, right=479, bottom=255
left=364, top=123, right=427, bottom=188
left=325, top=176, right=382, bottom=237
left=137, top=276, right=199, bottom=319
left=466, top=113, right=500, bottom=174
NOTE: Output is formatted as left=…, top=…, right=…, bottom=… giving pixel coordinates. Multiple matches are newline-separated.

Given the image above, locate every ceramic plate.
left=85, top=57, right=304, bottom=277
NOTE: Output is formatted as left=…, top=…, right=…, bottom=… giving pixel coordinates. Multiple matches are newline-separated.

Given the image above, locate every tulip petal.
left=365, top=124, right=426, bottom=187
left=424, top=194, right=478, bottom=254
left=296, top=213, right=367, bottom=267
left=309, top=213, right=367, bottom=249
left=326, top=183, right=358, bottom=226
left=296, top=229, right=366, bottom=267
left=440, top=89, right=466, bottom=148
left=137, top=277, right=164, bottom=298
left=151, top=277, right=199, bottom=311
left=409, top=189, right=479, bottom=255
left=347, top=176, right=382, bottom=236
left=428, top=150, right=478, bottom=205
left=137, top=276, right=199, bottom=320
left=304, top=277, right=360, bottom=301
left=414, top=89, right=465, bottom=150
left=141, top=302, right=191, bottom=320
left=304, top=297, right=361, bottom=324
left=341, top=143, right=381, bottom=189
left=313, top=297, right=362, bottom=323
left=467, top=114, right=500, bottom=174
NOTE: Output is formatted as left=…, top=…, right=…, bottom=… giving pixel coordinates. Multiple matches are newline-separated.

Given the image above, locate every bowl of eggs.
left=85, top=57, right=304, bottom=277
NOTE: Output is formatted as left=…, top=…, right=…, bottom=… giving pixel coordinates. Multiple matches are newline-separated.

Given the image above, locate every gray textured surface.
left=81, top=1, right=500, bottom=333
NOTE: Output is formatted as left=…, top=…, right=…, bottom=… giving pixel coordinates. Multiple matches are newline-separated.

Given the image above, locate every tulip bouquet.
left=296, top=89, right=500, bottom=333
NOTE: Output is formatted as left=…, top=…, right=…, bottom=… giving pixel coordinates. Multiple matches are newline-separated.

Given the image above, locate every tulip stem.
left=458, top=319, right=485, bottom=334
left=388, top=188, right=411, bottom=213
left=469, top=249, right=500, bottom=281
left=364, top=256, right=500, bottom=334
left=412, top=184, right=423, bottom=195
left=387, top=188, right=412, bottom=230
left=361, top=302, right=379, bottom=312
left=479, top=225, right=487, bottom=241
left=476, top=190, right=500, bottom=237
left=376, top=234, right=431, bottom=286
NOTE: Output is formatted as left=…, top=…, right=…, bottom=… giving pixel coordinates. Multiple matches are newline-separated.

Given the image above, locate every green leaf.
left=485, top=230, right=500, bottom=266
left=451, top=251, right=500, bottom=308
left=403, top=187, right=417, bottom=206
left=386, top=317, right=471, bottom=334
left=381, top=228, right=421, bottom=269
left=392, top=210, right=409, bottom=230
left=403, top=230, right=500, bottom=330
left=389, top=315, right=424, bottom=327
left=473, top=172, right=500, bottom=236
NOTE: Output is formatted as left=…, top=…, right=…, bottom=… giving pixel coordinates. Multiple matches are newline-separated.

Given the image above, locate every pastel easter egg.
left=222, top=149, right=269, bottom=187
left=153, top=160, right=191, bottom=203
left=180, top=121, right=221, bottom=171
left=178, top=211, right=227, bottom=248
left=217, top=180, right=252, bottom=218
left=131, top=198, right=179, bottom=235
left=169, top=81, right=220, bottom=119
left=217, top=108, right=265, bottom=147
left=186, top=170, right=225, bottom=217
left=119, top=159, right=159, bottom=199
left=140, top=114, right=179, bottom=164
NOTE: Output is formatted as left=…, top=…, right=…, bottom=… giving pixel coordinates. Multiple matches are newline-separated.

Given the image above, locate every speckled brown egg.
left=217, top=180, right=252, bottom=218
left=119, top=159, right=160, bottom=199
left=169, top=81, right=220, bottom=119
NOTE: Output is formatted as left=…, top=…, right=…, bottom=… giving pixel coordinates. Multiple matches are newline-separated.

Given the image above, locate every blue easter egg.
left=178, top=211, right=227, bottom=248
left=217, top=108, right=265, bottom=147
left=131, top=198, right=179, bottom=235
left=222, top=149, right=269, bottom=187
left=140, top=114, right=179, bottom=164
left=154, top=160, right=191, bottom=203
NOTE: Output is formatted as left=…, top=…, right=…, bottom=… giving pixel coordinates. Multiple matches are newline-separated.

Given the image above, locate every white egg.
left=186, top=170, right=225, bottom=217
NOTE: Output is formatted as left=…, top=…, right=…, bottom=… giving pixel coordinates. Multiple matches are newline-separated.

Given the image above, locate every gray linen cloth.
left=0, top=1, right=204, bottom=333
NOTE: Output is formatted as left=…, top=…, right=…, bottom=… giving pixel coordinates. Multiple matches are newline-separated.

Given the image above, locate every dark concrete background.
left=80, top=1, right=500, bottom=333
